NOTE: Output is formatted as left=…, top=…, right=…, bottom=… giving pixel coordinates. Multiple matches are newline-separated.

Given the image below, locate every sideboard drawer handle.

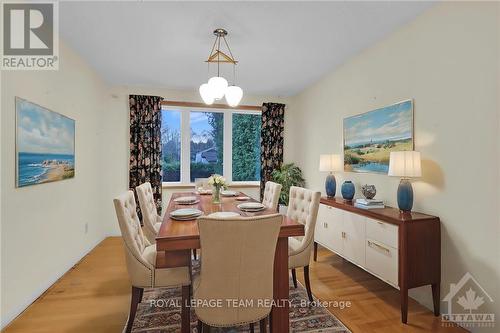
left=368, top=240, right=391, bottom=254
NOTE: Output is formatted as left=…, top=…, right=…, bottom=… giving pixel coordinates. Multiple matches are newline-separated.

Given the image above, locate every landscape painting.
left=16, top=97, right=75, bottom=187
left=343, top=99, right=413, bottom=174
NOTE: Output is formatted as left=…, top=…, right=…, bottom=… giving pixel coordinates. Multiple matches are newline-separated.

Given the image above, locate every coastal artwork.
left=16, top=98, right=75, bottom=187
left=343, top=99, right=414, bottom=174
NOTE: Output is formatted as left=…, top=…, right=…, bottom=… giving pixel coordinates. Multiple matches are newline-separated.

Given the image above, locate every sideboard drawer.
left=366, top=217, right=398, bottom=249
left=365, top=238, right=399, bottom=287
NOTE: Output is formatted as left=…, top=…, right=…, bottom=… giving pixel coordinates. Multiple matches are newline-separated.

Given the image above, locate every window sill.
left=162, top=182, right=260, bottom=189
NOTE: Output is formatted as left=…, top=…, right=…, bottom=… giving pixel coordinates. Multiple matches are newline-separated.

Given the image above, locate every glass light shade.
left=388, top=151, right=422, bottom=178
left=208, top=76, right=228, bottom=100
left=225, top=85, right=243, bottom=107
left=319, top=154, right=343, bottom=172
left=199, top=83, right=215, bottom=105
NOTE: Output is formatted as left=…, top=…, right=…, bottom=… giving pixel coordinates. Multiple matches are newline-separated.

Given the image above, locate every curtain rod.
left=161, top=100, right=262, bottom=111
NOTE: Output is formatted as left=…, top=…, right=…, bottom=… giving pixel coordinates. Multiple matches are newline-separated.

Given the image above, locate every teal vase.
left=341, top=181, right=355, bottom=201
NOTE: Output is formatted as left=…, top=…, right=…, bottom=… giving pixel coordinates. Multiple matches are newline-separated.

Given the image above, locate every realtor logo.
left=442, top=272, right=495, bottom=329
left=1, top=1, right=58, bottom=70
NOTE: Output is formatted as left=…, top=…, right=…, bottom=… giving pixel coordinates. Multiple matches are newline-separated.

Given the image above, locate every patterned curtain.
left=129, top=95, right=163, bottom=221
left=260, top=102, right=285, bottom=200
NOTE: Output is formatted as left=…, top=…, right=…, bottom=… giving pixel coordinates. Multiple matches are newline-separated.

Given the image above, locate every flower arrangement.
left=207, top=174, right=226, bottom=203
left=207, top=174, right=227, bottom=188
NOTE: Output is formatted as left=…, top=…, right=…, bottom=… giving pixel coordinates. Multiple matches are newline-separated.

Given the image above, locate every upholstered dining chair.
left=261, top=181, right=282, bottom=211
left=287, top=186, right=321, bottom=302
left=194, top=214, right=282, bottom=333
left=135, top=182, right=162, bottom=245
left=137, top=182, right=199, bottom=260
left=113, top=191, right=191, bottom=333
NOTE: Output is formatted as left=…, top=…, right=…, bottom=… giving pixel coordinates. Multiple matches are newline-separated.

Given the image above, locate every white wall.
left=0, top=43, right=109, bottom=327
left=100, top=86, right=289, bottom=236
left=285, top=2, right=500, bottom=331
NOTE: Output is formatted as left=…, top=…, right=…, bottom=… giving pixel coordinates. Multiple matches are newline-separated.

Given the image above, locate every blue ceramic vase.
left=341, top=181, right=355, bottom=201
left=325, top=173, right=336, bottom=198
left=397, top=179, right=413, bottom=212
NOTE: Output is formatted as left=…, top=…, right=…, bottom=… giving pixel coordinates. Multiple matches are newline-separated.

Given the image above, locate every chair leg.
left=193, top=249, right=197, bottom=260
left=291, top=268, right=298, bottom=288
left=197, top=320, right=203, bottom=332
left=304, top=265, right=313, bottom=302
left=181, top=285, right=190, bottom=333
left=250, top=322, right=254, bottom=333
left=202, top=323, right=210, bottom=332
left=126, top=286, right=143, bottom=333
left=260, top=317, right=267, bottom=333
left=313, top=242, right=318, bottom=261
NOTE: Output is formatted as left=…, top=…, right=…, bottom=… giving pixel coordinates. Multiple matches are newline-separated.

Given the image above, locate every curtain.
left=260, top=102, right=285, bottom=200
left=129, top=95, right=163, bottom=221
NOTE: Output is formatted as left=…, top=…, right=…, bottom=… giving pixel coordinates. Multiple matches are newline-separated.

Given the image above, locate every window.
left=232, top=113, right=261, bottom=181
left=161, top=110, right=181, bottom=182
left=190, top=111, right=223, bottom=182
left=161, top=107, right=261, bottom=184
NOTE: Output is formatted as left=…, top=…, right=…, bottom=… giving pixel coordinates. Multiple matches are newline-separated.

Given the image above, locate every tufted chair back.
left=136, top=182, right=160, bottom=243
left=114, top=191, right=154, bottom=287
left=195, top=214, right=282, bottom=326
left=287, top=186, right=321, bottom=250
left=262, top=181, right=282, bottom=211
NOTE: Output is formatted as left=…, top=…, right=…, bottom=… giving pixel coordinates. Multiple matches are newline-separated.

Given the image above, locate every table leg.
left=271, top=237, right=289, bottom=333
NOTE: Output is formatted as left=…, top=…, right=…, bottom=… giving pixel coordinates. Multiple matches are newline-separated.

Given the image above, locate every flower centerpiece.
left=207, top=174, right=227, bottom=204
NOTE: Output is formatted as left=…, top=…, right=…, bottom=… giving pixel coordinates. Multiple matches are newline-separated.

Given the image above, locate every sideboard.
left=314, top=197, right=441, bottom=324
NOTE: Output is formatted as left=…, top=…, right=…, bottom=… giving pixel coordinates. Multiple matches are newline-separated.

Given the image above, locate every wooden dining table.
left=156, top=191, right=305, bottom=333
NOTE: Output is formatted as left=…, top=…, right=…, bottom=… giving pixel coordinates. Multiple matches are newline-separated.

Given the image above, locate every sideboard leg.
left=401, top=287, right=408, bottom=324
left=432, top=283, right=440, bottom=316
left=313, top=242, right=318, bottom=262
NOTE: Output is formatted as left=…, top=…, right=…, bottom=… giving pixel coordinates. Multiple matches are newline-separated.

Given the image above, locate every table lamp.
left=388, top=151, right=422, bottom=212
left=319, top=154, right=343, bottom=198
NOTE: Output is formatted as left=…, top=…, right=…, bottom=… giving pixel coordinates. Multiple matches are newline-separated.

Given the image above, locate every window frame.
left=161, top=105, right=261, bottom=187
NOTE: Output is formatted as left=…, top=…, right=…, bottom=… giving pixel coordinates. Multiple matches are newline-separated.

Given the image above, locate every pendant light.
left=199, top=28, right=243, bottom=106
left=199, top=83, right=215, bottom=105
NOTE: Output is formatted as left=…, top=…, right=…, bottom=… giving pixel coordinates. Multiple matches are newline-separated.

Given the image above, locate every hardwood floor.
left=2, top=238, right=467, bottom=333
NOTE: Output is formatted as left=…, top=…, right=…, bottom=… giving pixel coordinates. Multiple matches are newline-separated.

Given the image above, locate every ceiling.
left=60, top=1, right=434, bottom=96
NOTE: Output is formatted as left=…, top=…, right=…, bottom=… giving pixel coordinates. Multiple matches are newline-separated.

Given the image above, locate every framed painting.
left=16, top=97, right=75, bottom=187
left=343, top=99, right=414, bottom=174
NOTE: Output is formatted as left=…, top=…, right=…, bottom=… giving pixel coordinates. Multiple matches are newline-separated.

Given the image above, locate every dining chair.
left=194, top=177, right=210, bottom=190
left=135, top=182, right=162, bottom=245
left=113, top=191, right=191, bottom=333
left=261, top=181, right=282, bottom=211
left=287, top=186, right=321, bottom=302
left=194, top=214, right=282, bottom=333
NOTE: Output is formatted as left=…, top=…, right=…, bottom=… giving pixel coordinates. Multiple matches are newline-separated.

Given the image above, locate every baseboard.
left=0, top=235, right=105, bottom=330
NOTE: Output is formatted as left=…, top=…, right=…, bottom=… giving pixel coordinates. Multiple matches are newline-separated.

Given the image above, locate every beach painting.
left=16, top=97, right=75, bottom=187
left=343, top=99, right=414, bottom=174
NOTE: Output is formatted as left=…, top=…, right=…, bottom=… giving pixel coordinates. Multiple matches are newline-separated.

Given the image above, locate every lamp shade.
left=319, top=154, right=343, bottom=172
left=208, top=76, right=228, bottom=99
left=388, top=151, right=422, bottom=178
left=225, top=85, right=243, bottom=107
left=199, top=83, right=215, bottom=105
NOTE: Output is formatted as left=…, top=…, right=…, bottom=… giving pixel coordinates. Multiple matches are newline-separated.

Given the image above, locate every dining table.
left=156, top=191, right=305, bottom=333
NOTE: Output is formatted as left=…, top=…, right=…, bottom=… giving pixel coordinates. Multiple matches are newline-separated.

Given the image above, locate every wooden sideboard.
left=314, top=197, right=441, bottom=324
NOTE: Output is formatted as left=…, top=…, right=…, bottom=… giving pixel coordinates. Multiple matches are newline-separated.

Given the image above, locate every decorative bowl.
left=361, top=184, right=377, bottom=199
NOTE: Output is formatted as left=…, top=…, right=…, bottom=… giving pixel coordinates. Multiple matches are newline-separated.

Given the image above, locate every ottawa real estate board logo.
left=1, top=1, right=59, bottom=70
left=442, top=272, right=495, bottom=329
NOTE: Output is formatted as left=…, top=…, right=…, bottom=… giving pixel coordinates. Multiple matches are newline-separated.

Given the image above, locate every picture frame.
left=15, top=97, right=76, bottom=187
left=343, top=99, right=414, bottom=174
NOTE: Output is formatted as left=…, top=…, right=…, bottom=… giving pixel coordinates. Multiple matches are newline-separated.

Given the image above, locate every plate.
left=170, top=208, right=203, bottom=218
left=197, top=189, right=212, bottom=195
left=237, top=202, right=266, bottom=212
left=174, top=196, right=198, bottom=204
left=207, top=211, right=241, bottom=218
left=221, top=190, right=237, bottom=196
left=236, top=196, right=250, bottom=201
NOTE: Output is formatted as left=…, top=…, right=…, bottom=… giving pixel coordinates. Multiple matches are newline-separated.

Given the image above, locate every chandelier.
left=199, top=28, right=243, bottom=107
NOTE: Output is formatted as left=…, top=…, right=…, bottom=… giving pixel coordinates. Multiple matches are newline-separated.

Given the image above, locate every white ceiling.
left=60, top=1, right=434, bottom=96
